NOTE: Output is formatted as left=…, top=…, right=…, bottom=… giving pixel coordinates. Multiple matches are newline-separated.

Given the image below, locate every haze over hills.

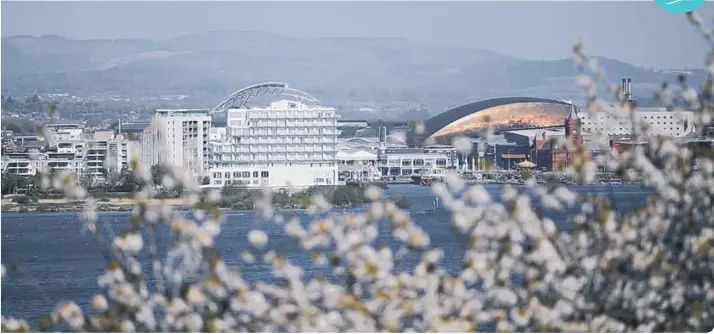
left=1, top=31, right=705, bottom=110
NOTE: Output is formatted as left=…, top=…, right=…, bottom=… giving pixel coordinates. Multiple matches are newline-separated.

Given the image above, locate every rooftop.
left=117, top=122, right=151, bottom=133
left=154, top=109, right=211, bottom=116
left=505, top=128, right=566, bottom=139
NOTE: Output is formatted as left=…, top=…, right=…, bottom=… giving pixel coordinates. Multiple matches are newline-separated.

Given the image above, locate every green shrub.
left=11, top=196, right=35, bottom=205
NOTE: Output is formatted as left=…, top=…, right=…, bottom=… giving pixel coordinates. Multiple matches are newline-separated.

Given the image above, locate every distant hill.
left=1, top=31, right=705, bottom=108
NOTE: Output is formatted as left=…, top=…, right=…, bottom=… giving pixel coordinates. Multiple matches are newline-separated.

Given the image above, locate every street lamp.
left=507, top=148, right=514, bottom=171
left=478, top=148, right=485, bottom=172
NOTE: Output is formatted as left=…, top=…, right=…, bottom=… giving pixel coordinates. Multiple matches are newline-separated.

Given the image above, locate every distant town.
left=2, top=78, right=713, bottom=198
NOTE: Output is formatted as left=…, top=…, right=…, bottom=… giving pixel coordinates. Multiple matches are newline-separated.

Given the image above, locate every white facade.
left=152, top=109, right=211, bottom=177
left=85, top=138, right=124, bottom=180
left=45, top=124, right=85, bottom=141
left=336, top=148, right=380, bottom=183
left=140, top=129, right=154, bottom=166
left=2, top=137, right=124, bottom=182
left=2, top=152, right=85, bottom=176
left=208, top=99, right=338, bottom=189
left=378, top=148, right=457, bottom=178
left=126, top=139, right=143, bottom=165
left=2, top=128, right=135, bottom=185
left=579, top=109, right=696, bottom=138
left=209, top=127, right=227, bottom=141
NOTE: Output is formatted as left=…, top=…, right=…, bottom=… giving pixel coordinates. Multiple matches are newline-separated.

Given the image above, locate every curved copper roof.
left=423, top=97, right=573, bottom=139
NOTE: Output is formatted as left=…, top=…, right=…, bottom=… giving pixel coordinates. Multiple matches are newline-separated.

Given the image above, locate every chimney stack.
left=621, top=78, right=627, bottom=100
left=621, top=77, right=634, bottom=102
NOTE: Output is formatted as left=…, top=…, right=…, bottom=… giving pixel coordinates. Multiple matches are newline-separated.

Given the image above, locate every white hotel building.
left=207, top=82, right=338, bottom=189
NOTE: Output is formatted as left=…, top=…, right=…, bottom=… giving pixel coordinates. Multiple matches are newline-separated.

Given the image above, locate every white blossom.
left=248, top=229, right=269, bottom=248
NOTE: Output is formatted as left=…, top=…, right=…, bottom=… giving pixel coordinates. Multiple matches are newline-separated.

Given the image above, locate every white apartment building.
left=2, top=151, right=85, bottom=176
left=118, top=123, right=153, bottom=166
left=152, top=109, right=211, bottom=177
left=140, top=128, right=154, bottom=166
left=84, top=137, right=126, bottom=181
left=579, top=107, right=696, bottom=138
left=208, top=99, right=338, bottom=189
left=3, top=130, right=129, bottom=185
left=45, top=123, right=85, bottom=141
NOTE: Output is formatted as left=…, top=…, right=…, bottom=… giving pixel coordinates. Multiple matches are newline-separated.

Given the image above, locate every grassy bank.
left=216, top=185, right=371, bottom=210
left=0, top=185, right=375, bottom=213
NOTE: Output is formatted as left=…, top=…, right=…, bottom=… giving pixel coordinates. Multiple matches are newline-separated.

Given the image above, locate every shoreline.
left=2, top=182, right=649, bottom=213
left=1, top=197, right=187, bottom=213
left=0, top=197, right=364, bottom=213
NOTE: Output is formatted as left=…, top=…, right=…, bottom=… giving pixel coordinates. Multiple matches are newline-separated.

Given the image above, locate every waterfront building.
left=84, top=136, right=126, bottom=181
left=377, top=147, right=458, bottom=180
left=117, top=122, right=153, bottom=165
left=414, top=97, right=574, bottom=146
left=151, top=109, right=211, bottom=177
left=2, top=150, right=85, bottom=179
left=336, top=147, right=380, bottom=183
left=207, top=82, right=338, bottom=189
left=578, top=107, right=696, bottom=138
left=140, top=127, right=154, bottom=166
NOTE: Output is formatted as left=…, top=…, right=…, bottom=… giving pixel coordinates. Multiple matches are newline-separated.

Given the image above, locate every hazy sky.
left=2, top=1, right=713, bottom=69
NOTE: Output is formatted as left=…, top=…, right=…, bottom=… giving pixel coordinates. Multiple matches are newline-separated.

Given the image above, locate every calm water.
left=1, top=184, right=651, bottom=322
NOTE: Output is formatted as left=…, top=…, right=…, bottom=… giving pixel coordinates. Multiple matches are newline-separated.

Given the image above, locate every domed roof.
left=422, top=97, right=574, bottom=139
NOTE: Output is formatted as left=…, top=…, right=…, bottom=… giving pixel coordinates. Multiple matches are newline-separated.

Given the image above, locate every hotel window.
left=253, top=171, right=259, bottom=178
left=261, top=171, right=269, bottom=178
left=242, top=171, right=250, bottom=178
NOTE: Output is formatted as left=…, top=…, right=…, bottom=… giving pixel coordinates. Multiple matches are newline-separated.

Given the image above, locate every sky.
left=2, top=1, right=713, bottom=69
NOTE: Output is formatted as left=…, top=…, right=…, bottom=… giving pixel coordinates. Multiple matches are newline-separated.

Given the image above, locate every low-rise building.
left=336, top=147, right=380, bottom=183
left=45, top=123, right=85, bottom=141
left=578, top=106, right=696, bottom=138
left=377, top=147, right=457, bottom=180
left=2, top=151, right=85, bottom=177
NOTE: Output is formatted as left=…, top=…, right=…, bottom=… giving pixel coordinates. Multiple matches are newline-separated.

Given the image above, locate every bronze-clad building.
left=414, top=97, right=574, bottom=146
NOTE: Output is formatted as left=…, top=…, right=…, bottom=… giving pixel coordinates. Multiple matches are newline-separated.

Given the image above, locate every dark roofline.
left=211, top=120, right=227, bottom=127
left=338, top=119, right=369, bottom=123
left=421, top=97, right=572, bottom=138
